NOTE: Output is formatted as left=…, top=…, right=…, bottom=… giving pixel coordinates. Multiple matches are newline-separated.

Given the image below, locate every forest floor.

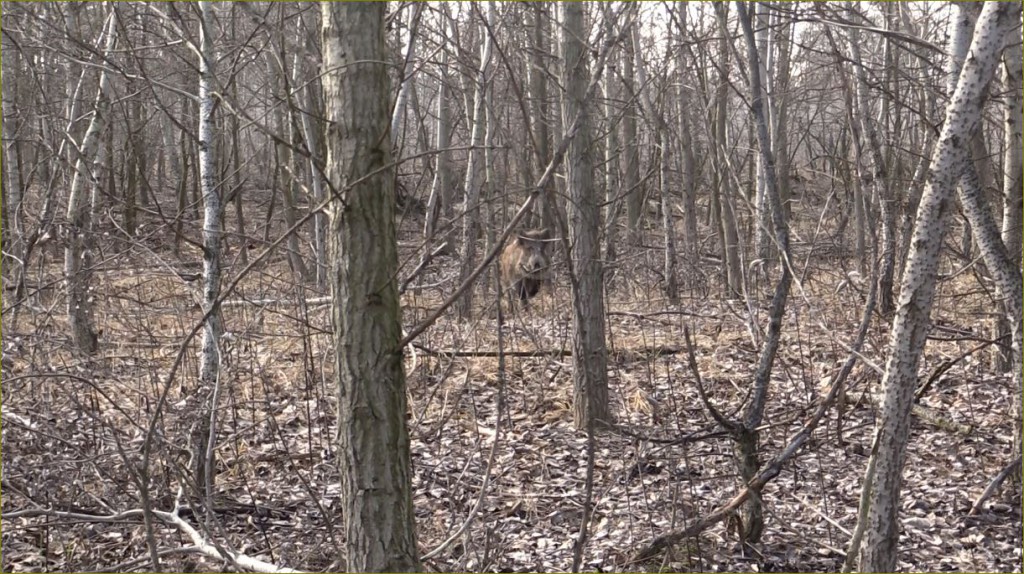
left=2, top=198, right=1021, bottom=572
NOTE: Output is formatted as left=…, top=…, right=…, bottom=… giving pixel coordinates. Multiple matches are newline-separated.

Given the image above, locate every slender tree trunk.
left=847, top=14, right=896, bottom=316
left=676, top=2, right=698, bottom=260
left=321, top=4, right=421, bottom=570
left=998, top=37, right=1023, bottom=431
left=64, top=11, right=117, bottom=355
left=456, top=2, right=496, bottom=319
left=195, top=0, right=223, bottom=497
left=422, top=44, right=452, bottom=264
left=712, top=3, right=743, bottom=298
left=270, top=18, right=308, bottom=280
left=601, top=6, right=621, bottom=268
left=735, top=2, right=794, bottom=543
left=529, top=4, right=556, bottom=233
left=621, top=29, right=642, bottom=245
left=390, top=3, right=424, bottom=146
left=847, top=5, right=1022, bottom=570
left=563, top=1, right=611, bottom=430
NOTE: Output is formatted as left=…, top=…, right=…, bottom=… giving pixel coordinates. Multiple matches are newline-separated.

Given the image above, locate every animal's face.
left=513, top=230, right=549, bottom=277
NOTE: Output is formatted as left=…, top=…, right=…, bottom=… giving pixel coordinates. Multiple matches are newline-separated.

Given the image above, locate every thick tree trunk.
left=321, top=3, right=421, bottom=570
left=563, top=1, right=611, bottom=430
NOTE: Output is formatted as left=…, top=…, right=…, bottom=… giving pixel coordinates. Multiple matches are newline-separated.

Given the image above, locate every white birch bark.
left=456, top=2, right=496, bottom=319
left=196, top=0, right=223, bottom=497
left=63, top=11, right=117, bottom=355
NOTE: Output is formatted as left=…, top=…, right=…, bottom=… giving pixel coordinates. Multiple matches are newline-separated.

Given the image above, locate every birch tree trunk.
left=847, top=4, right=1022, bottom=570
left=995, top=31, right=1023, bottom=375
left=321, top=3, right=421, bottom=570
left=195, top=0, right=224, bottom=497
left=422, top=42, right=452, bottom=262
left=999, top=36, right=1023, bottom=442
left=563, top=1, right=611, bottom=430
left=456, top=2, right=496, bottom=319
left=64, top=10, right=117, bottom=355
left=391, top=3, right=424, bottom=147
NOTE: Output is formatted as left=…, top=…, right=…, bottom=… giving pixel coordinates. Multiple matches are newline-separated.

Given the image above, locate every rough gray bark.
left=848, top=4, right=1022, bottom=571
left=735, top=1, right=793, bottom=544
left=675, top=1, right=698, bottom=260
left=562, top=1, right=611, bottom=430
left=321, top=3, right=421, bottom=570
left=620, top=26, right=642, bottom=245
left=847, top=14, right=897, bottom=316
left=712, top=2, right=743, bottom=298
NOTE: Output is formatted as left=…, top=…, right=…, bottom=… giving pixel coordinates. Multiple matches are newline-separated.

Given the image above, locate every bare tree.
left=194, top=0, right=223, bottom=498
left=562, top=1, right=611, bottom=430
left=846, top=7, right=897, bottom=316
left=846, top=4, right=1022, bottom=570
left=456, top=2, right=496, bottom=319
left=321, top=2, right=421, bottom=570
left=64, top=9, right=117, bottom=354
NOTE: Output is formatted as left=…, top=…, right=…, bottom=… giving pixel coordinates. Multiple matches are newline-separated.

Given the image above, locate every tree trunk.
left=847, top=13, right=897, bottom=316
left=456, top=2, right=496, bottom=319
left=712, top=3, right=743, bottom=298
left=676, top=2, right=698, bottom=260
left=621, top=29, right=642, bottom=245
left=601, top=6, right=621, bottom=268
left=562, top=1, right=611, bottom=431
left=64, top=11, right=117, bottom=355
left=321, top=3, right=421, bottom=570
left=195, top=0, right=223, bottom=498
left=847, top=4, right=1021, bottom=570
left=529, top=4, right=556, bottom=233
left=390, top=3, right=424, bottom=147
left=735, top=2, right=794, bottom=543
left=422, top=41, right=452, bottom=266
